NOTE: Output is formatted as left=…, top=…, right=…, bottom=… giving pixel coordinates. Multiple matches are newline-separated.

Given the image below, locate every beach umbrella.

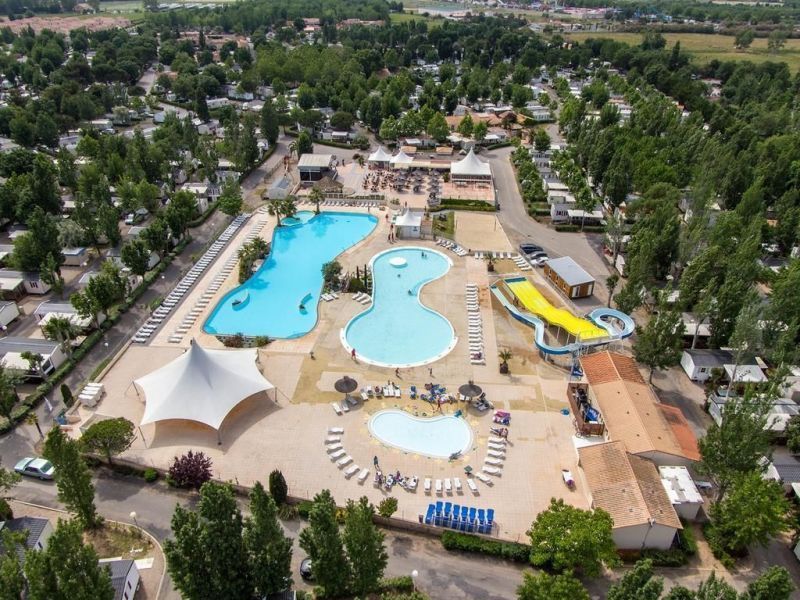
left=458, top=381, right=483, bottom=399
left=334, top=375, right=359, bottom=397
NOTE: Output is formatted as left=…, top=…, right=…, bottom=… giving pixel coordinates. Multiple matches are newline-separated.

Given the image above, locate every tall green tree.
left=244, top=482, right=293, bottom=597
left=742, top=565, right=795, bottom=600
left=343, top=497, right=388, bottom=596
left=217, top=180, right=243, bottom=217
left=632, top=292, right=684, bottom=383
left=260, top=101, right=280, bottom=145
left=80, top=417, right=136, bottom=465
left=42, top=427, right=100, bottom=529
left=517, top=571, right=589, bottom=600
left=42, top=315, right=79, bottom=358
left=296, top=131, right=313, bottom=157
left=24, top=519, right=114, bottom=600
left=120, top=239, right=151, bottom=277
left=165, top=482, right=253, bottom=600
left=695, top=572, right=737, bottom=600
left=0, top=528, right=26, bottom=600
left=164, top=190, right=198, bottom=239
left=607, top=559, right=663, bottom=600
left=299, top=489, right=350, bottom=598
left=11, top=208, right=63, bottom=272
left=527, top=498, right=618, bottom=577
left=533, top=128, right=550, bottom=153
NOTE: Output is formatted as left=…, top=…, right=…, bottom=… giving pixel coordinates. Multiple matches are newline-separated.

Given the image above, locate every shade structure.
left=458, top=382, right=483, bottom=398
left=334, top=376, right=359, bottom=394
left=368, top=146, right=392, bottom=163
left=135, top=343, right=273, bottom=430
left=450, top=148, right=491, bottom=177
left=390, top=150, right=413, bottom=165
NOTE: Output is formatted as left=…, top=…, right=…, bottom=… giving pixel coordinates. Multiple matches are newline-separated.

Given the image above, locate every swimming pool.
left=369, top=409, right=473, bottom=458
left=342, top=247, right=456, bottom=367
left=204, top=211, right=377, bottom=338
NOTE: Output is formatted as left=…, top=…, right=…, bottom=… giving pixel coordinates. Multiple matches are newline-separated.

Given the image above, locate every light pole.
left=411, top=569, right=418, bottom=592
left=129, top=511, right=139, bottom=528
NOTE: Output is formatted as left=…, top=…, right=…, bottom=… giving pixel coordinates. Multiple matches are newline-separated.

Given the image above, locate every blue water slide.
left=588, top=307, right=635, bottom=339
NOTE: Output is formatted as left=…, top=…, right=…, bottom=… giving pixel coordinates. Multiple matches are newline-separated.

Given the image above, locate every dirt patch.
left=84, top=522, right=154, bottom=560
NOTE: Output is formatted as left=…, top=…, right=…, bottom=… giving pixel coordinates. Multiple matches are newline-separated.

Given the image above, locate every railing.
left=567, top=382, right=605, bottom=437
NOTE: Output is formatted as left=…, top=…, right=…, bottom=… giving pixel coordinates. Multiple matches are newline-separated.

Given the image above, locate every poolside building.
left=580, top=351, right=700, bottom=467
left=578, top=441, right=683, bottom=551
left=543, top=256, right=595, bottom=299
left=367, top=146, right=393, bottom=169
left=449, top=148, right=492, bottom=184
left=298, top=154, right=337, bottom=182
left=394, top=210, right=423, bottom=239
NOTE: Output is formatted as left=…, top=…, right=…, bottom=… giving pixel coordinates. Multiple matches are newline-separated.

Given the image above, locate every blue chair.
left=465, top=520, right=474, bottom=533
left=459, top=519, right=468, bottom=532
left=444, top=502, right=452, bottom=516
left=434, top=513, right=443, bottom=527
left=468, top=508, right=477, bottom=522
left=453, top=504, right=460, bottom=518
left=477, top=509, right=486, bottom=523
left=460, top=506, right=468, bottom=519
left=450, top=517, right=460, bottom=530
left=424, top=506, right=434, bottom=525
left=487, top=509, right=494, bottom=524
left=435, top=501, right=443, bottom=515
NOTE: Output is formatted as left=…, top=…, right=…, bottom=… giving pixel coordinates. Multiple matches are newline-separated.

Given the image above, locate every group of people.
left=373, top=457, right=418, bottom=490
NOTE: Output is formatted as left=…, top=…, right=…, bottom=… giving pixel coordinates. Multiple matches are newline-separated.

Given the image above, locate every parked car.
left=14, top=457, right=55, bottom=480
left=299, top=558, right=313, bottom=581
left=519, top=243, right=543, bottom=255
left=529, top=251, right=549, bottom=266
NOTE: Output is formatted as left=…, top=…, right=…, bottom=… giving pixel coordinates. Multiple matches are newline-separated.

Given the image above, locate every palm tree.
left=26, top=412, right=43, bottom=438
left=20, top=351, right=45, bottom=379
left=288, top=141, right=297, bottom=161
left=605, top=274, right=619, bottom=308
left=0, top=364, right=22, bottom=418
left=309, top=186, right=324, bottom=215
left=42, top=316, right=79, bottom=358
left=498, top=348, right=513, bottom=374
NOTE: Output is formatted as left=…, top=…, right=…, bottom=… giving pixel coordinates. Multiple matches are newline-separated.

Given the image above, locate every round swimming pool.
left=368, top=409, right=472, bottom=458
left=342, top=247, right=456, bottom=367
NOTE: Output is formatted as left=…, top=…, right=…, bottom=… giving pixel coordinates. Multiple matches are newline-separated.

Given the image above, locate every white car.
left=14, top=457, right=55, bottom=480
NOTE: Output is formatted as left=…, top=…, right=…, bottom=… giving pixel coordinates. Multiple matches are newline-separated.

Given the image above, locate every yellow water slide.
left=505, top=278, right=607, bottom=340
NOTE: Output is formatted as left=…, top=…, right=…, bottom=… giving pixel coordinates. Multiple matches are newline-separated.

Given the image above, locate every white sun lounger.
left=358, top=468, right=370, bottom=482
left=444, top=478, right=452, bottom=493
left=328, top=427, right=344, bottom=434
left=344, top=464, right=359, bottom=478
left=329, top=449, right=345, bottom=460
left=454, top=477, right=462, bottom=492
left=488, top=442, right=506, bottom=450
left=340, top=401, right=349, bottom=412
left=435, top=479, right=443, bottom=494
left=475, top=472, right=494, bottom=485
left=467, top=478, right=479, bottom=493
left=485, top=457, right=504, bottom=466
left=325, top=436, right=341, bottom=444
left=482, top=466, right=502, bottom=476
left=326, top=444, right=343, bottom=453
left=337, top=455, right=352, bottom=467
left=489, top=437, right=507, bottom=444
left=488, top=449, right=505, bottom=458
left=332, top=403, right=343, bottom=415
left=394, top=388, right=401, bottom=398
left=424, top=478, right=432, bottom=493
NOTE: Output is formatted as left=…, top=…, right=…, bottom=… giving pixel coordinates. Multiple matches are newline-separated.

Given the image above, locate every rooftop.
left=0, top=336, right=60, bottom=355
left=683, top=348, right=732, bottom=367
left=0, top=517, right=50, bottom=561
left=579, top=441, right=682, bottom=530
left=297, top=154, right=334, bottom=169
left=659, top=465, right=703, bottom=506
left=545, top=256, right=594, bottom=286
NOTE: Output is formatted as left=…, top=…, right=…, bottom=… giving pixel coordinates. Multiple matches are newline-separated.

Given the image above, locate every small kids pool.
left=368, top=409, right=473, bottom=458
left=204, top=211, right=377, bottom=338
left=342, top=247, right=456, bottom=367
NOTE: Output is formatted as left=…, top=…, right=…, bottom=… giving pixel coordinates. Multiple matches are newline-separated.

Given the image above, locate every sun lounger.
left=331, top=403, right=343, bottom=415
left=346, top=395, right=358, bottom=406
left=485, top=457, right=503, bottom=466
left=454, top=477, right=462, bottom=492
left=467, top=478, right=479, bottom=493
left=488, top=449, right=505, bottom=458
left=325, top=436, right=341, bottom=444
left=407, top=476, right=418, bottom=490
left=424, top=478, right=432, bottom=493
left=344, top=464, right=359, bottom=478
left=329, top=449, right=345, bottom=460
left=435, top=479, right=443, bottom=494
left=482, top=466, right=502, bottom=476
left=475, top=472, right=494, bottom=485
left=337, top=455, right=352, bottom=467
left=394, top=388, right=401, bottom=398
left=489, top=437, right=506, bottom=444
left=326, top=444, right=343, bottom=453
left=361, top=391, right=369, bottom=401
left=328, top=427, right=344, bottom=435
left=340, top=401, right=349, bottom=412
left=471, top=359, right=486, bottom=365
left=444, top=478, right=452, bottom=493
left=358, top=468, right=370, bottom=482
left=488, top=442, right=506, bottom=450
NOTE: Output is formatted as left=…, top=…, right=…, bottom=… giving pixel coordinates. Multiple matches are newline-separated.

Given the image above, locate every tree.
left=194, top=89, right=209, bottom=122
left=379, top=116, right=398, bottom=140
left=260, top=101, right=280, bottom=145
left=0, top=365, right=22, bottom=419
left=767, top=29, right=788, bottom=53
left=269, top=469, right=288, bottom=505
left=42, top=427, right=100, bottom=529
left=695, top=572, right=737, bottom=600
left=473, top=121, right=488, bottom=142
left=42, top=315, right=79, bottom=357
left=734, top=29, right=755, bottom=49
left=11, top=208, right=62, bottom=272
left=742, top=566, right=795, bottom=600
left=786, top=415, right=800, bottom=454
left=168, top=450, right=212, bottom=489
left=309, top=186, right=324, bottom=215
left=322, top=260, right=342, bottom=286
left=141, top=217, right=171, bottom=258
left=698, top=391, right=773, bottom=502
left=80, top=417, right=136, bottom=465
left=20, top=352, right=45, bottom=378
left=164, top=190, right=198, bottom=240
left=296, top=131, right=313, bottom=157
left=605, top=274, right=619, bottom=308
left=120, top=239, right=151, bottom=277
left=607, top=560, right=663, bottom=600
left=217, top=180, right=243, bottom=216
left=0, top=528, right=25, bottom=599
left=330, top=111, right=354, bottom=131
left=517, top=571, right=589, bottom=600
left=426, top=112, right=449, bottom=143
left=533, top=129, right=550, bottom=153
left=299, top=489, right=350, bottom=598
left=40, top=253, right=65, bottom=299
left=165, top=482, right=253, bottom=600
left=244, top=482, right=293, bottom=598
left=378, top=497, right=398, bottom=518
left=24, top=519, right=114, bottom=600
left=267, top=196, right=297, bottom=227
left=457, top=113, right=474, bottom=137
left=632, top=293, right=683, bottom=383
left=527, top=498, right=618, bottom=577
left=707, top=472, right=790, bottom=557
left=343, top=497, right=388, bottom=596
left=498, top=348, right=513, bottom=374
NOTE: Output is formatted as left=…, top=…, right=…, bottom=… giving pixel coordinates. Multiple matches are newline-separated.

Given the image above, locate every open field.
left=566, top=31, right=800, bottom=71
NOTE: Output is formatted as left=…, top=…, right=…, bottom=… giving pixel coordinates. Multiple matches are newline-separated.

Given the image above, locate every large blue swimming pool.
left=343, top=247, right=456, bottom=367
left=369, top=409, right=473, bottom=458
left=204, top=211, right=377, bottom=338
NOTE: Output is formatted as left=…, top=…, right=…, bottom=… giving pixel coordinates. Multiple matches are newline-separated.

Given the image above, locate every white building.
left=394, top=210, right=423, bottom=239
left=679, top=349, right=732, bottom=382
left=0, top=301, right=19, bottom=329
left=100, top=558, right=140, bottom=600
left=659, top=466, right=704, bottom=521
left=0, top=337, right=67, bottom=378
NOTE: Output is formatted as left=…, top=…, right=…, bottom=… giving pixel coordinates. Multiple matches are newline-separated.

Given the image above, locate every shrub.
left=297, top=500, right=313, bottom=519
left=61, top=383, right=73, bottom=407
left=168, top=450, right=213, bottom=489
left=269, top=469, right=288, bottom=505
left=378, top=497, right=398, bottom=518
left=222, top=333, right=245, bottom=348
left=440, top=531, right=530, bottom=563
left=278, top=504, right=298, bottom=520
left=377, top=576, right=415, bottom=593
left=678, top=522, right=697, bottom=556
left=253, top=336, right=271, bottom=347
left=347, top=278, right=367, bottom=293
left=554, top=224, right=579, bottom=232
left=143, top=468, right=159, bottom=483
left=0, top=497, right=12, bottom=520
left=641, top=548, right=689, bottom=567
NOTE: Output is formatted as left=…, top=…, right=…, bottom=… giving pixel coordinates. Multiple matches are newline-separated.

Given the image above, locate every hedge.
left=486, top=141, right=514, bottom=150
left=440, top=530, right=530, bottom=563
left=554, top=224, right=606, bottom=233
left=439, top=199, right=496, bottom=212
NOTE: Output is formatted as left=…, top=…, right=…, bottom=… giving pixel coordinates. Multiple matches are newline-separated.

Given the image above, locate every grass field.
left=566, top=31, right=800, bottom=72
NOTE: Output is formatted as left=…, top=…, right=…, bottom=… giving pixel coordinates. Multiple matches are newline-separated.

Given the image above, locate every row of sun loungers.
left=424, top=502, right=495, bottom=534
left=133, top=213, right=251, bottom=344
left=437, top=239, right=469, bottom=257
left=424, top=475, right=479, bottom=495
left=325, top=427, right=370, bottom=482
left=466, top=284, right=485, bottom=366
left=513, top=254, right=532, bottom=271
left=482, top=435, right=507, bottom=476
left=472, top=251, right=519, bottom=260
left=78, top=382, right=104, bottom=408
left=352, top=292, right=372, bottom=305
left=297, top=198, right=382, bottom=209
left=321, top=292, right=339, bottom=302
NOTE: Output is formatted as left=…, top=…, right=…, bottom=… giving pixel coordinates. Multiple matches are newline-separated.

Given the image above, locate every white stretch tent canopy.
left=390, top=150, right=413, bottom=165
left=368, top=146, right=392, bottom=163
left=135, top=344, right=273, bottom=430
left=450, top=148, right=491, bottom=177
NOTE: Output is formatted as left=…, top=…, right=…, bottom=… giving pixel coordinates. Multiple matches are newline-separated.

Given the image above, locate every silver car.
left=14, top=457, right=55, bottom=480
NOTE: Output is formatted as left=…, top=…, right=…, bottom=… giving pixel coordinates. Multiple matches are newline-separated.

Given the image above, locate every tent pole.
left=138, top=425, right=148, bottom=448
left=217, top=429, right=222, bottom=446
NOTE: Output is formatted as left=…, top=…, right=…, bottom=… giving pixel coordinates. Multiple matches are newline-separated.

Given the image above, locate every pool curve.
left=368, top=409, right=473, bottom=458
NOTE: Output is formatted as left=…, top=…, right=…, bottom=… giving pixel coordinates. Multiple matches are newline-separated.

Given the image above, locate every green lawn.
left=566, top=31, right=800, bottom=72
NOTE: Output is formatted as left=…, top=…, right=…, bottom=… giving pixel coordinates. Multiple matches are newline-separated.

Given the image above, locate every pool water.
left=369, top=409, right=472, bottom=458
left=204, top=211, right=377, bottom=338
left=343, top=247, right=455, bottom=367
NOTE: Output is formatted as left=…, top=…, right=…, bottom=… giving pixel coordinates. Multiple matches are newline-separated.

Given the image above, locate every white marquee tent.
left=367, top=146, right=393, bottom=164
left=134, top=343, right=274, bottom=433
left=450, top=148, right=492, bottom=178
left=390, top=149, right=413, bottom=166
